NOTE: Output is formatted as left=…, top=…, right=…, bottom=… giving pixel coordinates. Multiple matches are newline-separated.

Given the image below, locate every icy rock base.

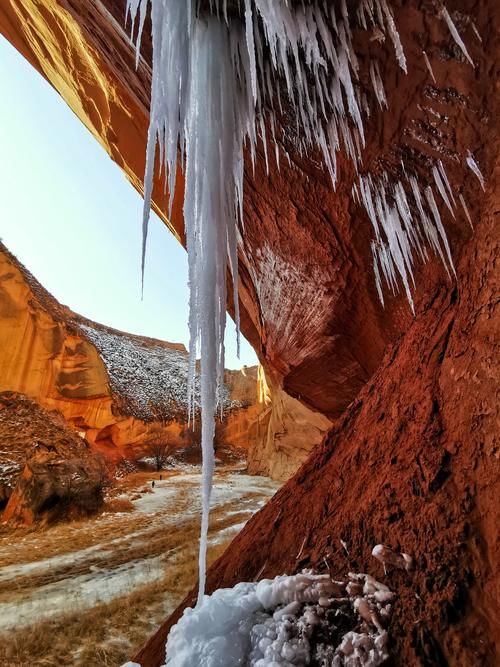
left=160, top=571, right=394, bottom=666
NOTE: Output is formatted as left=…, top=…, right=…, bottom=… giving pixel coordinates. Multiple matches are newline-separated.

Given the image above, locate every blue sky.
left=0, top=36, right=256, bottom=369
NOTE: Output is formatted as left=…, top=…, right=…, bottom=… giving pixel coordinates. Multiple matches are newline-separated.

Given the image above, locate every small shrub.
left=103, top=498, right=134, bottom=513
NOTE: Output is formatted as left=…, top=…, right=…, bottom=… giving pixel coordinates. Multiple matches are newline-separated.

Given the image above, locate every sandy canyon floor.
left=0, top=466, right=279, bottom=666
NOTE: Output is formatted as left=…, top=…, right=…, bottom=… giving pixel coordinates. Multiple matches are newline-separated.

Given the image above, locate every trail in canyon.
left=0, top=469, right=278, bottom=633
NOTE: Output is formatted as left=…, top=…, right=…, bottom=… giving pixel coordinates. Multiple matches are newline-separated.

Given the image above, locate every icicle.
left=370, top=60, right=387, bottom=108
left=459, top=193, right=474, bottom=229
left=355, top=170, right=460, bottom=309
left=379, top=0, right=407, bottom=73
left=471, top=21, right=482, bottom=43
left=432, top=164, right=455, bottom=218
left=244, top=0, right=257, bottom=103
left=437, top=160, right=456, bottom=207
left=422, top=51, right=436, bottom=83
left=372, top=242, right=385, bottom=306
left=466, top=150, right=486, bottom=190
left=424, top=186, right=456, bottom=277
left=441, top=6, right=474, bottom=67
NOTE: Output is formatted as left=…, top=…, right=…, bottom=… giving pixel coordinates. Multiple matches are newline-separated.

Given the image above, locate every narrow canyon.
left=0, top=0, right=498, bottom=666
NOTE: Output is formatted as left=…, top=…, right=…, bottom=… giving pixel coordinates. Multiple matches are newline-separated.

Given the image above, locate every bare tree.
left=149, top=437, right=173, bottom=471
left=150, top=443, right=169, bottom=471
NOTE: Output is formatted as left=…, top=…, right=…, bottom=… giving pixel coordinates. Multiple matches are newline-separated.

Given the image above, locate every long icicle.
left=129, top=0, right=469, bottom=604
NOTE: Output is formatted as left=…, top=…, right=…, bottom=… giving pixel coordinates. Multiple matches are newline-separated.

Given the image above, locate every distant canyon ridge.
left=0, top=242, right=330, bottom=523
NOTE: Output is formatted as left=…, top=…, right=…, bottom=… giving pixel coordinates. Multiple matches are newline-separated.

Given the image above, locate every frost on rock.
left=163, top=571, right=394, bottom=667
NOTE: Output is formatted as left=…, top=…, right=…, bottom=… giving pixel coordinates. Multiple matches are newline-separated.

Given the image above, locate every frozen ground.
left=0, top=469, right=279, bottom=630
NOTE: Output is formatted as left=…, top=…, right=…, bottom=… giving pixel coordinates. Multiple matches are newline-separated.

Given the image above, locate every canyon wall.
left=0, top=241, right=197, bottom=461
left=0, top=243, right=327, bottom=480
left=0, top=0, right=498, bottom=664
left=221, top=366, right=331, bottom=480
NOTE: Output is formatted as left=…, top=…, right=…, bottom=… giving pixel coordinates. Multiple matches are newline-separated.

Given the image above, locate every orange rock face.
left=135, top=152, right=499, bottom=667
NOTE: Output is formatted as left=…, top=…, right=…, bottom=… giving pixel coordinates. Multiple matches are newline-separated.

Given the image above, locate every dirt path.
left=0, top=468, right=279, bottom=665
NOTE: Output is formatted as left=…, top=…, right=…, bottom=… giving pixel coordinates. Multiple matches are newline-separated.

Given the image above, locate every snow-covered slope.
left=79, top=323, right=240, bottom=422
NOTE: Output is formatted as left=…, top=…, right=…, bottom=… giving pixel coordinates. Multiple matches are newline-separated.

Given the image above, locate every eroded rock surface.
left=0, top=392, right=107, bottom=524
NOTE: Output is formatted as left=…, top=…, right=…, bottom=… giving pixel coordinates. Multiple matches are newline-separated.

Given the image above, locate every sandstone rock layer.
left=1, top=392, right=107, bottom=524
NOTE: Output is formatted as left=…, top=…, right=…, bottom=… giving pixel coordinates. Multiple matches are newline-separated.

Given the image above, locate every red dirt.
left=134, top=151, right=499, bottom=665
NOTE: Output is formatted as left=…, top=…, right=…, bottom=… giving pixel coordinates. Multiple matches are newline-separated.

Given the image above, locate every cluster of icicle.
left=125, top=0, right=411, bottom=603
left=353, top=164, right=460, bottom=313
left=125, top=0, right=482, bottom=602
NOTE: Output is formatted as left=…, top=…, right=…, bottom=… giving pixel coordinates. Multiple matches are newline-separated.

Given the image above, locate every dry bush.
left=103, top=497, right=134, bottom=513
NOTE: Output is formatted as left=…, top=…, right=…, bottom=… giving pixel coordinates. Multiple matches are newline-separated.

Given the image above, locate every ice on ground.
left=162, top=571, right=393, bottom=666
left=0, top=472, right=279, bottom=630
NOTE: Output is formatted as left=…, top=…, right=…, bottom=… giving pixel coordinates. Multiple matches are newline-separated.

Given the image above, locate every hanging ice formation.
left=361, top=170, right=456, bottom=313
left=126, top=0, right=478, bottom=601
left=466, top=151, right=486, bottom=191
left=441, top=6, right=474, bottom=67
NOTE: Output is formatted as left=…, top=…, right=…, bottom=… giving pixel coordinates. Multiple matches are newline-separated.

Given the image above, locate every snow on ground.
left=0, top=470, right=279, bottom=630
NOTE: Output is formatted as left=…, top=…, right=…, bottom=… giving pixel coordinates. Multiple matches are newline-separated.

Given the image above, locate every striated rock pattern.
left=0, top=392, right=107, bottom=524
